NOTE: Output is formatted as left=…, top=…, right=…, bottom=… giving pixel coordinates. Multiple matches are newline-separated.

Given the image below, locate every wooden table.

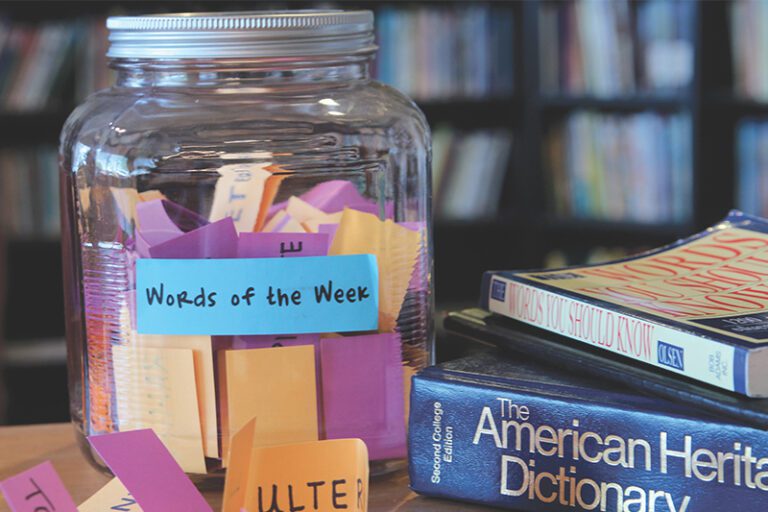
left=0, top=423, right=495, bottom=511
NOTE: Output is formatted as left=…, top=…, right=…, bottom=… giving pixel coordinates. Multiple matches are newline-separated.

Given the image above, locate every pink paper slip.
left=320, top=333, right=406, bottom=460
left=0, top=461, right=77, bottom=512
left=88, top=429, right=212, bottom=512
left=136, top=199, right=209, bottom=257
left=237, top=232, right=329, bottom=258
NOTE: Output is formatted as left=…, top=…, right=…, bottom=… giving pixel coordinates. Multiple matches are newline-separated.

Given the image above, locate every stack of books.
left=432, top=126, right=513, bottom=221
left=545, top=111, right=692, bottom=224
left=732, top=0, right=768, bottom=101
left=374, top=5, right=514, bottom=101
left=539, top=0, right=694, bottom=95
left=409, top=210, right=768, bottom=510
left=0, top=146, right=59, bottom=237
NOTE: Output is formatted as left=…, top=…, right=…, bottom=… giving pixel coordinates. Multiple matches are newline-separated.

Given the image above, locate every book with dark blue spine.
left=408, top=351, right=768, bottom=511
left=444, top=308, right=768, bottom=430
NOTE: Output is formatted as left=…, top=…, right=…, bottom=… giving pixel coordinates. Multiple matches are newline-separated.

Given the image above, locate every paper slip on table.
left=0, top=423, right=498, bottom=512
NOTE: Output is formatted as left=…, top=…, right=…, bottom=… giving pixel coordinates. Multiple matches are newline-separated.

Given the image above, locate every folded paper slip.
left=321, top=333, right=406, bottom=460
left=329, top=209, right=420, bottom=333
left=112, top=344, right=207, bottom=474
left=0, top=461, right=77, bottom=512
left=223, top=424, right=369, bottom=512
left=218, top=344, right=319, bottom=465
left=88, top=429, right=212, bottom=512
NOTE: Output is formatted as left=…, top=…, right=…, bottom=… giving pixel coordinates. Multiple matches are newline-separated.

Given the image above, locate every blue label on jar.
left=136, top=255, right=379, bottom=335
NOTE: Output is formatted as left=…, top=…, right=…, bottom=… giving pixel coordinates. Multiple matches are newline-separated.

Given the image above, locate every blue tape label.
left=657, top=341, right=685, bottom=371
left=136, top=255, right=379, bottom=335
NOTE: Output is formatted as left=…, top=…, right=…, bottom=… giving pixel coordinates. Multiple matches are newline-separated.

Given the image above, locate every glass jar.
left=60, top=10, right=432, bottom=478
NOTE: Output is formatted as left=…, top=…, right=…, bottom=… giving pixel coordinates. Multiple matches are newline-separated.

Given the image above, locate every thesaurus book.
left=481, top=211, right=768, bottom=397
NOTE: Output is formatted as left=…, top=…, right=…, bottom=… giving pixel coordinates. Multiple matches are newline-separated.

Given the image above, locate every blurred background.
left=0, top=0, right=760, bottom=424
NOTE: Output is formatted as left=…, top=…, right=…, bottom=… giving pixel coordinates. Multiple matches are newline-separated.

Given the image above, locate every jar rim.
left=106, top=9, right=377, bottom=60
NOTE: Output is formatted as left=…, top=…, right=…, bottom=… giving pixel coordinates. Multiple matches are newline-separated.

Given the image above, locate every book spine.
left=480, top=272, right=746, bottom=394
left=408, top=371, right=768, bottom=511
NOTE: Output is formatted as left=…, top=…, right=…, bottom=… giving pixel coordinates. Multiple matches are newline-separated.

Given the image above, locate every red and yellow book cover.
left=482, top=211, right=768, bottom=397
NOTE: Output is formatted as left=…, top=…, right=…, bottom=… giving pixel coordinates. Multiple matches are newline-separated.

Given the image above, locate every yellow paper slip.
left=329, top=208, right=421, bottom=332
left=218, top=345, right=319, bottom=465
left=112, top=344, right=207, bottom=474
left=132, top=333, right=218, bottom=459
left=78, top=478, right=141, bottom=511
left=223, top=428, right=369, bottom=512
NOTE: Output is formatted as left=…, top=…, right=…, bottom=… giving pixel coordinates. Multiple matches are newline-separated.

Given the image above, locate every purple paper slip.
left=88, top=430, right=212, bottom=512
left=317, top=224, right=338, bottom=240
left=149, top=217, right=238, bottom=259
left=267, top=180, right=394, bottom=219
left=238, top=233, right=329, bottom=258
left=0, top=461, right=77, bottom=512
left=299, top=180, right=362, bottom=213
left=137, top=199, right=208, bottom=234
left=320, top=333, right=406, bottom=460
left=136, top=200, right=209, bottom=257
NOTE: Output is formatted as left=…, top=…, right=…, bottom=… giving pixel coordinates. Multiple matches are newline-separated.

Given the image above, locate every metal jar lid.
left=106, top=10, right=376, bottom=60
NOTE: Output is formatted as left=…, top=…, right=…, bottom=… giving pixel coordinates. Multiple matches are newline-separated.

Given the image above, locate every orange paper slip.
left=223, top=431, right=369, bottom=512
left=218, top=344, right=319, bottom=465
left=329, top=208, right=420, bottom=332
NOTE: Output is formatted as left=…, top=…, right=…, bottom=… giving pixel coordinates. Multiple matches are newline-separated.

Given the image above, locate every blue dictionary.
left=408, top=351, right=768, bottom=511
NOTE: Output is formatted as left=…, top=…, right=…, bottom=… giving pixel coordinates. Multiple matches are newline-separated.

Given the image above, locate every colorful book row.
left=432, top=126, right=513, bottom=221
left=539, top=0, right=694, bottom=95
left=545, top=111, right=692, bottom=224
left=375, top=5, right=514, bottom=101
left=0, top=146, right=59, bottom=237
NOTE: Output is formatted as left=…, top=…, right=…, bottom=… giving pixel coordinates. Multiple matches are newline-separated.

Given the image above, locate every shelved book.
left=545, top=111, right=692, bottom=224
left=408, top=350, right=768, bottom=511
left=375, top=5, right=514, bottom=101
left=538, top=0, right=694, bottom=94
left=0, top=145, right=59, bottom=237
left=432, top=126, right=513, bottom=221
left=732, top=0, right=768, bottom=101
left=481, top=211, right=768, bottom=397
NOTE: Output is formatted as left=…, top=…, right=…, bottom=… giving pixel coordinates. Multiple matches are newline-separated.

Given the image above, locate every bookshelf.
left=3, top=1, right=768, bottom=424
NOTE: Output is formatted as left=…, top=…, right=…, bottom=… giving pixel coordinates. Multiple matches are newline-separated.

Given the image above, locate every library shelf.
left=703, top=94, right=768, bottom=112
left=0, top=109, right=71, bottom=142
left=418, top=97, right=518, bottom=128
left=535, top=218, right=692, bottom=245
left=537, top=95, right=691, bottom=112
